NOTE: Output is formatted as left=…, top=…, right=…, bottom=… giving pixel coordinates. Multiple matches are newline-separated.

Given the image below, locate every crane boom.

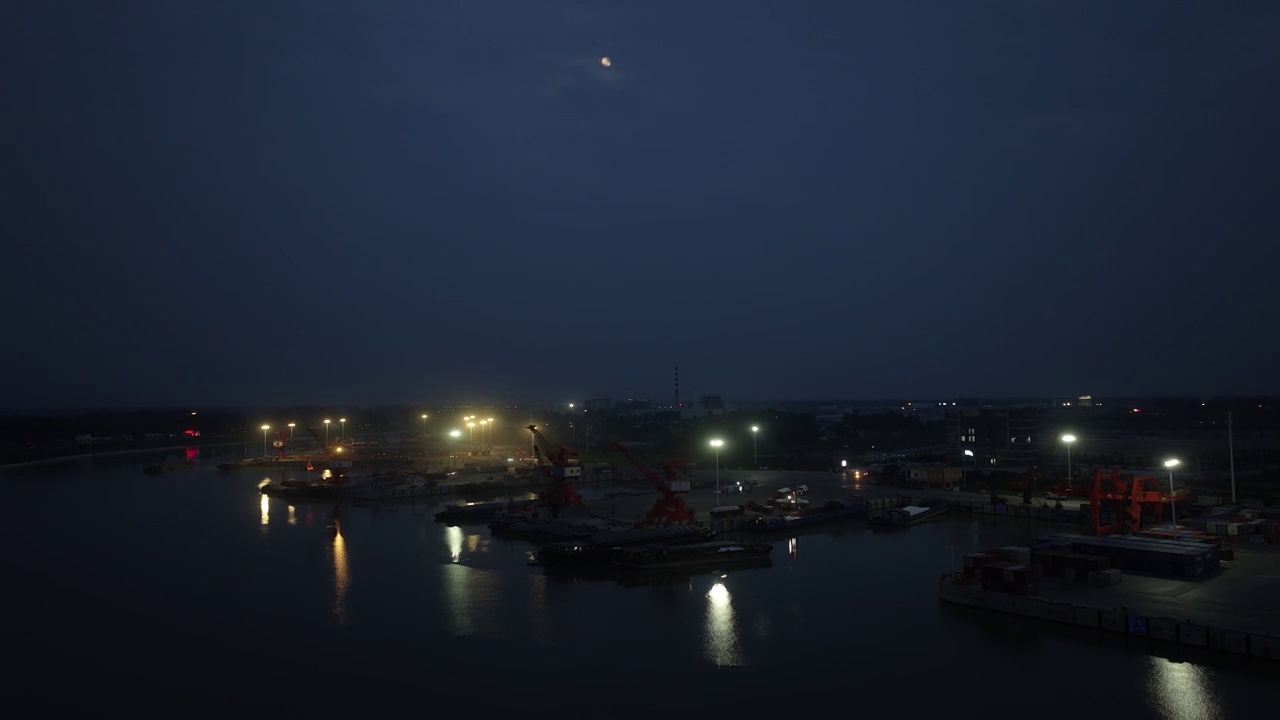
left=527, top=425, right=582, bottom=517
left=609, top=441, right=693, bottom=524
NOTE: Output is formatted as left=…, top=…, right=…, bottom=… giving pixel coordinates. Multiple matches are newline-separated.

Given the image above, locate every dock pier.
left=940, top=578, right=1280, bottom=661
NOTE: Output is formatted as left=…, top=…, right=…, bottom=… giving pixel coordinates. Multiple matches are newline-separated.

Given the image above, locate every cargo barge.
left=867, top=504, right=947, bottom=528
left=614, top=541, right=773, bottom=572
left=533, top=525, right=714, bottom=568
left=739, top=497, right=870, bottom=532
left=436, top=499, right=538, bottom=523
left=143, top=463, right=194, bottom=476
left=260, top=479, right=338, bottom=499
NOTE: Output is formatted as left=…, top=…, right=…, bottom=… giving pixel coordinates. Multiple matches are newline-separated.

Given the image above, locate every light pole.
left=480, top=420, right=488, bottom=444
left=488, top=418, right=495, bottom=445
left=261, top=425, right=270, bottom=458
left=287, top=423, right=295, bottom=457
left=1061, top=434, right=1076, bottom=487
left=710, top=439, right=724, bottom=503
left=340, top=418, right=346, bottom=444
left=1164, top=458, right=1180, bottom=529
left=1227, top=411, right=1236, bottom=504
left=323, top=419, right=331, bottom=448
left=467, top=422, right=475, bottom=443
left=751, top=426, right=759, bottom=468
left=449, top=429, right=461, bottom=469
left=421, top=414, right=429, bottom=436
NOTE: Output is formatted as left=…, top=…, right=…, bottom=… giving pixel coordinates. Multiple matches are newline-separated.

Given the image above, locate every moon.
left=600, top=57, right=612, bottom=68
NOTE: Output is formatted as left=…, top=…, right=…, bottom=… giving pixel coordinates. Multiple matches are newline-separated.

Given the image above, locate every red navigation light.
left=184, top=429, right=200, bottom=437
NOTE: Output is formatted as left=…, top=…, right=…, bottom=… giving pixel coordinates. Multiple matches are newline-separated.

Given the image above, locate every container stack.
left=1039, top=532, right=1219, bottom=580
left=962, top=550, right=1038, bottom=594
left=1183, top=504, right=1280, bottom=546
left=962, top=552, right=999, bottom=579
left=1030, top=549, right=1110, bottom=583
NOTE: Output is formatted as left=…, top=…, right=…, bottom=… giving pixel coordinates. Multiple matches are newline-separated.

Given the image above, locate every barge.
left=614, top=541, right=773, bottom=572
left=143, top=464, right=194, bottom=476
left=435, top=499, right=538, bottom=523
left=533, top=525, right=714, bottom=568
left=867, top=504, right=947, bottom=528
left=740, top=497, right=870, bottom=532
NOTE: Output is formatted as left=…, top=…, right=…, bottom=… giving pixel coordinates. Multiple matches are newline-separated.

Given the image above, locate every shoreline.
left=0, top=441, right=254, bottom=470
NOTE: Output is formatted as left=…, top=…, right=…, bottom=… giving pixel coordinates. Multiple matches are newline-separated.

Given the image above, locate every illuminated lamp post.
left=261, top=425, right=270, bottom=458
left=710, top=439, right=724, bottom=504
left=1061, top=434, right=1076, bottom=488
left=751, top=426, right=759, bottom=468
left=1164, top=458, right=1181, bottom=529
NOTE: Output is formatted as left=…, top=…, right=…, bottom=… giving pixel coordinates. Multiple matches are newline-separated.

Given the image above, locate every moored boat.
left=532, top=525, right=714, bottom=568
left=435, top=499, right=538, bottom=523
left=867, top=504, right=947, bottom=528
left=613, top=541, right=773, bottom=572
left=740, top=497, right=870, bottom=532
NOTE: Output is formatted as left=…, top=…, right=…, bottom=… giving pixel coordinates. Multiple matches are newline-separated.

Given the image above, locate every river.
left=1, top=449, right=1274, bottom=717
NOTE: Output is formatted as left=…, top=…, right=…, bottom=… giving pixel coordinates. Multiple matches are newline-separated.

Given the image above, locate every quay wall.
left=939, top=580, right=1279, bottom=662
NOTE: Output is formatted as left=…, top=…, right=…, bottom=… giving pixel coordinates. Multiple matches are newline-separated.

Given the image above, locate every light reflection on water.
left=704, top=581, right=742, bottom=666
left=259, top=494, right=269, bottom=526
left=287, top=505, right=297, bottom=526
left=446, top=526, right=463, bottom=563
left=331, top=521, right=349, bottom=626
left=1146, top=656, right=1221, bottom=719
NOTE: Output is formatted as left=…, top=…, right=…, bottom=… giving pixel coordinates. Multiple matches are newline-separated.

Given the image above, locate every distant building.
left=145, top=432, right=165, bottom=441
left=946, top=406, right=1045, bottom=467
left=585, top=398, right=612, bottom=412
left=903, top=464, right=962, bottom=489
left=1077, top=395, right=1093, bottom=407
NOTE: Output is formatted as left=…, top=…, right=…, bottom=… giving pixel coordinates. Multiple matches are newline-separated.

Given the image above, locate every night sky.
left=4, top=1, right=1278, bottom=410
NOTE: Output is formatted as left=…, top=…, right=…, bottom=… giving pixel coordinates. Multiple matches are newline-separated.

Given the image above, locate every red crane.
left=527, top=425, right=583, bottom=518
left=1086, top=468, right=1187, bottom=535
left=306, top=426, right=352, bottom=483
left=610, top=442, right=693, bottom=524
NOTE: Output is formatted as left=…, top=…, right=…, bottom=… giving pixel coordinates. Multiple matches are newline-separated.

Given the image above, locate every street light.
left=287, top=423, right=296, bottom=457
left=751, top=426, right=759, bottom=468
left=421, top=414, right=428, bottom=436
left=323, top=419, right=331, bottom=448
left=1164, top=458, right=1181, bottom=529
left=261, top=425, right=270, bottom=458
left=480, top=420, right=488, bottom=444
left=710, top=439, right=724, bottom=502
left=467, top=422, right=476, bottom=442
left=1061, top=434, right=1077, bottom=487
left=340, top=418, right=346, bottom=444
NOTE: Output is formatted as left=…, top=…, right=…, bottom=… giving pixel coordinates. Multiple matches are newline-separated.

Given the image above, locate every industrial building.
left=946, top=406, right=1045, bottom=467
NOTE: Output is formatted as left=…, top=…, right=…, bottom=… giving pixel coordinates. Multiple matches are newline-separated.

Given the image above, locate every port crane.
left=609, top=442, right=693, bottom=524
left=1047, top=469, right=1188, bottom=535
left=527, top=425, right=583, bottom=518
left=306, top=426, right=352, bottom=483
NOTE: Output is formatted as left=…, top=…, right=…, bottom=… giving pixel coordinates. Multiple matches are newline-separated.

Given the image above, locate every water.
left=2, top=452, right=1275, bottom=717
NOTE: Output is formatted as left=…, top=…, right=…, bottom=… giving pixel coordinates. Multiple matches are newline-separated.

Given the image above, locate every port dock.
left=941, top=541, right=1280, bottom=662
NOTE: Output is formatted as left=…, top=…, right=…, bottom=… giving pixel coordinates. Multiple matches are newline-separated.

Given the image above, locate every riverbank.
left=0, top=441, right=255, bottom=470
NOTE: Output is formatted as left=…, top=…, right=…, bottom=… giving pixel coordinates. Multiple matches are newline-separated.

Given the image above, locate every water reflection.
left=331, top=520, right=350, bottom=626
left=287, top=505, right=297, bottom=526
left=260, top=494, right=269, bottom=526
left=466, top=533, right=481, bottom=553
left=704, top=581, right=742, bottom=666
left=788, top=537, right=797, bottom=559
left=446, top=526, right=463, bottom=563
left=1146, top=656, right=1220, bottom=719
